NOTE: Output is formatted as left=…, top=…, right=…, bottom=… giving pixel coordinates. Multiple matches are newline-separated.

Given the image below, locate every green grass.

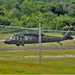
left=0, top=50, right=75, bottom=74
left=0, top=58, right=75, bottom=74
left=0, top=50, right=75, bottom=56
left=0, top=33, right=13, bottom=38
left=0, top=33, right=75, bottom=74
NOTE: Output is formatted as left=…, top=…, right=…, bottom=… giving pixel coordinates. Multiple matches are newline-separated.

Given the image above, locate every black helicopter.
left=4, top=22, right=75, bottom=46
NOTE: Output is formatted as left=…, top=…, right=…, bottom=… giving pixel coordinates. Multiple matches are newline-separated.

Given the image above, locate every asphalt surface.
left=0, top=45, right=75, bottom=51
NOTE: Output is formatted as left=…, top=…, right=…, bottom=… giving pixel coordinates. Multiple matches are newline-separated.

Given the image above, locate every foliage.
left=0, top=50, right=75, bottom=74
left=0, top=0, right=75, bottom=30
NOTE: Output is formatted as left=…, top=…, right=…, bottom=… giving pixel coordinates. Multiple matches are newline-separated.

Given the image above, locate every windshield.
left=7, top=36, right=13, bottom=40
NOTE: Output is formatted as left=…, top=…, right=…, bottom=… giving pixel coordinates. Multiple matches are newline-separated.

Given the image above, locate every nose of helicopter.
left=4, top=40, right=10, bottom=44
left=4, top=36, right=13, bottom=44
left=4, top=40, right=8, bottom=44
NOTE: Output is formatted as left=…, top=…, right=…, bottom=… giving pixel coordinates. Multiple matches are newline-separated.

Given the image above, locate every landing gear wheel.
left=16, top=44, right=20, bottom=46
left=21, top=44, right=24, bottom=46
left=21, top=41, right=24, bottom=46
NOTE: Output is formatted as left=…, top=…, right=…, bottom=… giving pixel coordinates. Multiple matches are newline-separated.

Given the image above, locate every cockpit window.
left=16, top=36, right=19, bottom=40
left=7, top=36, right=12, bottom=40
left=12, top=36, right=15, bottom=40
left=28, top=36, right=32, bottom=40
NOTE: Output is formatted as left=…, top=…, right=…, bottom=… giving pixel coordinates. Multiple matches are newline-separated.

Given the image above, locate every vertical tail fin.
left=63, top=26, right=74, bottom=40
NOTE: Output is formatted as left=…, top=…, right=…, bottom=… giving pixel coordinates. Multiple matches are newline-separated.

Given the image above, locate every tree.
left=69, top=10, right=75, bottom=17
left=10, top=17, right=23, bottom=27
left=20, top=0, right=37, bottom=15
left=50, top=15, right=75, bottom=30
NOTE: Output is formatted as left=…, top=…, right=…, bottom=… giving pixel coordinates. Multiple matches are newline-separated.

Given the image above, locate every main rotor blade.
left=22, top=28, right=38, bottom=30
left=0, top=29, right=22, bottom=33
left=0, top=25, right=38, bottom=30
left=42, top=30, right=75, bottom=32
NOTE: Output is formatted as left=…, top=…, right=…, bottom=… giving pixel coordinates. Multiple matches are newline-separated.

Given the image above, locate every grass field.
left=0, top=33, right=13, bottom=38
left=0, top=33, right=75, bottom=74
left=0, top=50, right=75, bottom=74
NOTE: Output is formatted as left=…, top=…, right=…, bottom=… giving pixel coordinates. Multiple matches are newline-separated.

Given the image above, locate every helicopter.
left=4, top=22, right=75, bottom=46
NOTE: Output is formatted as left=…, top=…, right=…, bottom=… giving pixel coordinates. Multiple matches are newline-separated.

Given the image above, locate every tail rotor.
left=64, top=21, right=75, bottom=31
left=64, top=21, right=75, bottom=44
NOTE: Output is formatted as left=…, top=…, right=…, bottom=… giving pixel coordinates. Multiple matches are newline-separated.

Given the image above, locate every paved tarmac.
left=0, top=45, right=75, bottom=51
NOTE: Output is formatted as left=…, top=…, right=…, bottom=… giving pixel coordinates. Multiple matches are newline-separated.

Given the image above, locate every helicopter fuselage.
left=4, top=33, right=63, bottom=46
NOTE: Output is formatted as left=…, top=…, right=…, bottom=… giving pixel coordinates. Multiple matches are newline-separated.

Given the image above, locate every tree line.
left=0, top=0, right=75, bottom=30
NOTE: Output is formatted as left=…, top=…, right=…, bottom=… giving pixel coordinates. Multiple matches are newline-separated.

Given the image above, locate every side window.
left=8, top=36, right=12, bottom=40
left=16, top=36, right=24, bottom=41
left=24, top=36, right=32, bottom=41
left=16, top=36, right=19, bottom=40
left=28, top=36, right=32, bottom=40
left=19, top=37, right=23, bottom=41
left=24, top=36, right=28, bottom=40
